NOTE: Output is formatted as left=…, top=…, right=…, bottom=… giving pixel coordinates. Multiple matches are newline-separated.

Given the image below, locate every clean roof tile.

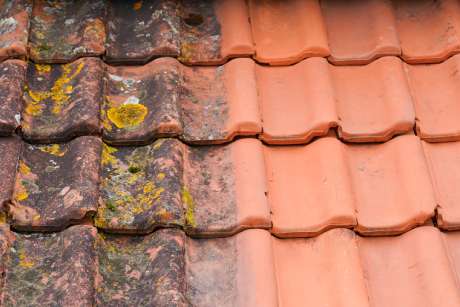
left=348, top=134, right=436, bottom=234
left=322, top=0, right=400, bottom=64
left=422, top=141, right=460, bottom=230
left=265, top=137, right=356, bottom=237
left=394, top=0, right=460, bottom=64
left=405, top=54, right=460, bottom=142
left=249, top=0, right=329, bottom=65
left=22, top=58, right=103, bottom=143
left=29, top=0, right=106, bottom=63
left=9, top=136, right=101, bottom=231
left=0, top=59, right=26, bottom=136
left=358, top=226, right=460, bottom=307
left=332, top=56, right=415, bottom=142
left=0, top=0, right=31, bottom=61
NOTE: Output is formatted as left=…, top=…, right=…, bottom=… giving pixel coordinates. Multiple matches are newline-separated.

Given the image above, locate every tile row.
left=2, top=225, right=460, bottom=307
left=2, top=0, right=460, bottom=65
left=3, top=134, right=460, bottom=235
left=4, top=55, right=460, bottom=144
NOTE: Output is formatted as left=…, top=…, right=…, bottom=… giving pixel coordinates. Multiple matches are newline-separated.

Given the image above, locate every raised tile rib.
left=96, top=138, right=270, bottom=236
left=249, top=0, right=329, bottom=65
left=358, top=226, right=460, bottom=307
left=8, top=136, right=102, bottom=231
left=0, top=0, right=31, bottom=61
left=22, top=58, right=103, bottom=143
left=258, top=57, right=415, bottom=144
left=0, top=138, right=21, bottom=212
left=265, top=137, right=356, bottom=237
left=29, top=0, right=106, bottom=63
left=333, top=57, right=415, bottom=142
left=406, top=54, right=460, bottom=142
left=422, top=141, right=460, bottom=230
left=0, top=60, right=26, bottom=136
left=322, top=0, right=401, bottom=65
left=349, top=135, right=436, bottom=235
left=272, top=228, right=369, bottom=307
left=266, top=135, right=436, bottom=237
left=394, top=0, right=460, bottom=64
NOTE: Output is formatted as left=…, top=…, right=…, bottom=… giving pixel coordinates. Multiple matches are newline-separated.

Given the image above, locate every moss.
left=182, top=187, right=196, bottom=227
left=106, top=200, right=116, bottom=212
left=107, top=103, right=148, bottom=129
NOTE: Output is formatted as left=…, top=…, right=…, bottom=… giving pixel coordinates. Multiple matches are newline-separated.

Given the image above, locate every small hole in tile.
left=184, top=13, right=203, bottom=27
left=128, top=166, right=141, bottom=174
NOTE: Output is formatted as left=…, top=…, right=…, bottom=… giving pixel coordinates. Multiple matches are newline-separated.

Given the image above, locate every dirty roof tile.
left=0, top=0, right=31, bottom=61
left=321, top=0, right=400, bottom=64
left=405, top=54, right=460, bottom=142
left=29, top=0, right=106, bottom=63
left=394, top=0, right=460, bottom=64
left=257, top=57, right=337, bottom=144
left=186, top=229, right=277, bottom=307
left=102, top=58, right=182, bottom=145
left=358, top=226, right=460, bottom=307
left=249, top=0, right=329, bottom=65
left=97, top=138, right=270, bottom=236
left=2, top=224, right=97, bottom=306
left=0, top=59, right=26, bottom=136
left=0, top=138, right=21, bottom=210
left=105, top=0, right=253, bottom=65
left=22, top=58, right=103, bottom=143
left=272, top=228, right=368, bottom=307
left=422, top=141, right=460, bottom=230
left=348, top=134, right=436, bottom=235
left=105, top=0, right=180, bottom=64
left=95, top=139, right=185, bottom=233
left=332, top=56, right=415, bottom=142
left=97, top=228, right=187, bottom=306
left=265, top=137, right=356, bottom=237
left=8, top=136, right=101, bottom=231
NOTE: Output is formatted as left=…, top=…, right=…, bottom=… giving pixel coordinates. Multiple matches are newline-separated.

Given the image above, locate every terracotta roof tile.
left=8, top=137, right=102, bottom=231
left=29, top=0, right=106, bottom=63
left=406, top=54, right=460, bottom=142
left=422, top=140, right=460, bottom=230
left=0, top=0, right=31, bottom=61
left=0, top=59, right=26, bottom=136
left=248, top=0, right=329, bottom=65
left=266, top=135, right=436, bottom=236
left=0, top=138, right=21, bottom=211
left=22, top=58, right=103, bottom=143
left=321, top=0, right=400, bottom=65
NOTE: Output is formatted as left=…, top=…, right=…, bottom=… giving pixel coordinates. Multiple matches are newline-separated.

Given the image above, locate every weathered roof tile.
left=0, top=138, right=21, bottom=211
left=0, top=0, right=31, bottom=61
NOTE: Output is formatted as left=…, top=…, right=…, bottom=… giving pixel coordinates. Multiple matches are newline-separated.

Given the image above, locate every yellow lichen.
left=19, top=161, right=31, bottom=175
left=107, top=104, right=148, bottom=129
left=25, top=62, right=85, bottom=116
left=179, top=42, right=193, bottom=63
left=182, top=187, right=196, bottom=227
left=35, top=64, right=51, bottom=74
left=38, top=144, right=67, bottom=157
left=18, top=249, right=34, bottom=268
left=157, top=173, right=165, bottom=181
left=133, top=1, right=142, bottom=10
left=101, top=143, right=118, bottom=166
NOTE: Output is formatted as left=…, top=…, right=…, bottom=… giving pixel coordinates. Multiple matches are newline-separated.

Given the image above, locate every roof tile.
left=22, top=58, right=103, bottom=143
left=0, top=138, right=21, bottom=210
left=266, top=135, right=436, bottom=236
left=406, top=54, right=460, bottom=142
left=422, top=140, right=460, bottom=229
left=322, top=0, right=400, bottom=64
left=394, top=0, right=460, bottom=64
left=249, top=0, right=329, bottom=65
left=2, top=224, right=97, bottom=306
left=0, top=59, right=26, bottom=136
left=29, top=0, right=106, bottom=63
left=8, top=136, right=102, bottom=231
left=0, top=0, right=31, bottom=61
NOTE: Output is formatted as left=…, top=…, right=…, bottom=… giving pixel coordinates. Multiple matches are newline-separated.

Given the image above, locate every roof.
left=1, top=0, right=460, bottom=306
